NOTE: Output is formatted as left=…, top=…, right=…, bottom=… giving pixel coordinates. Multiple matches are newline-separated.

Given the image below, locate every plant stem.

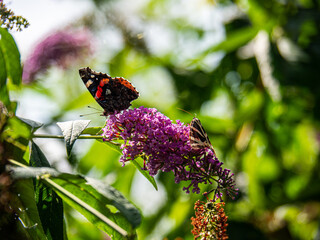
left=32, top=134, right=103, bottom=139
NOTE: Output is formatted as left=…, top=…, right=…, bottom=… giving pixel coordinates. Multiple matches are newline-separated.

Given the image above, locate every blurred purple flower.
left=102, top=106, right=238, bottom=198
left=22, top=28, right=93, bottom=84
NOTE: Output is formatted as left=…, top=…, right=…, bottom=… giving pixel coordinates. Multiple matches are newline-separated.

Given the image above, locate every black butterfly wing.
left=79, top=67, right=139, bottom=115
left=79, top=67, right=109, bottom=110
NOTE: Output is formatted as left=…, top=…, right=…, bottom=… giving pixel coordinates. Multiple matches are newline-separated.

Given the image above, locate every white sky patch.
left=13, top=89, right=60, bottom=123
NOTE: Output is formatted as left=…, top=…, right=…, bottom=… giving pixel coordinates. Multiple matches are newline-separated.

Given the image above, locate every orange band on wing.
left=117, top=77, right=136, bottom=92
left=101, top=78, right=109, bottom=86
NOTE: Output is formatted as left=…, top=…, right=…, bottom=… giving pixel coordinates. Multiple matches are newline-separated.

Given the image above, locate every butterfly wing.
left=79, top=67, right=139, bottom=115
left=189, top=117, right=215, bottom=154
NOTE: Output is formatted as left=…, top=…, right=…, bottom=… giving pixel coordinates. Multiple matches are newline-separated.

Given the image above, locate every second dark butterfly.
left=189, top=117, right=216, bottom=155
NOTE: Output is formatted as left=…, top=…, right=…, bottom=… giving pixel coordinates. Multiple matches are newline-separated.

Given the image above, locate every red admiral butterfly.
left=79, top=67, right=139, bottom=116
left=190, top=117, right=216, bottom=155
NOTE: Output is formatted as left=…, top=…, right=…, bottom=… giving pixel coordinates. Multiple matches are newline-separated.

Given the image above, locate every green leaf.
left=19, top=117, right=43, bottom=133
left=48, top=174, right=138, bottom=239
left=29, top=141, right=65, bottom=240
left=99, top=141, right=158, bottom=190
left=0, top=27, right=22, bottom=86
left=34, top=181, right=64, bottom=240
left=11, top=179, right=48, bottom=240
left=29, top=141, right=50, bottom=167
left=4, top=115, right=31, bottom=139
left=57, top=120, right=91, bottom=157
left=0, top=41, right=7, bottom=85
left=3, top=116, right=31, bottom=162
left=0, top=82, right=10, bottom=105
left=209, top=26, right=259, bottom=53
left=0, top=44, right=9, bottom=104
left=86, top=177, right=141, bottom=228
left=8, top=163, right=140, bottom=237
left=100, top=140, right=123, bottom=154
left=82, top=127, right=103, bottom=135
left=131, top=158, right=158, bottom=191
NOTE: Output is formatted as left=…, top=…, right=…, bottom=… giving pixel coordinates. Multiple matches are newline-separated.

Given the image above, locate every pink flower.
left=102, top=106, right=238, bottom=197
left=22, top=28, right=93, bottom=83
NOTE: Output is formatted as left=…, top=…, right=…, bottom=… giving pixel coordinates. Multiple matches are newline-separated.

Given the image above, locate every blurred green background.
left=8, top=0, right=320, bottom=239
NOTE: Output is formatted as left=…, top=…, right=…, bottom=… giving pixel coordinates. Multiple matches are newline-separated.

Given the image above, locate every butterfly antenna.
left=176, top=108, right=194, bottom=116
left=87, top=106, right=102, bottom=111
left=79, top=111, right=102, bottom=117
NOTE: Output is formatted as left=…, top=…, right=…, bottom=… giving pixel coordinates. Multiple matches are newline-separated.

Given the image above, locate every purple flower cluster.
left=185, top=149, right=238, bottom=199
left=22, top=28, right=93, bottom=83
left=102, top=106, right=238, bottom=198
left=102, top=107, right=190, bottom=173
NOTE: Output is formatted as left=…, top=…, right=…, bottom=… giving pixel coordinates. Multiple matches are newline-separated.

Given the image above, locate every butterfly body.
left=79, top=67, right=139, bottom=116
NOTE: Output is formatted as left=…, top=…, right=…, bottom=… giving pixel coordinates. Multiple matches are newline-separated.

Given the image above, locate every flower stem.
left=32, top=134, right=103, bottom=139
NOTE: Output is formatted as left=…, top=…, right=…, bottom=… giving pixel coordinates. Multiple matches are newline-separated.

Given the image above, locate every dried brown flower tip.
left=191, top=200, right=228, bottom=240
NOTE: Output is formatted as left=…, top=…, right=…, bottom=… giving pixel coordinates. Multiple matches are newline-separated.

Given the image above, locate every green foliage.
left=0, top=28, right=21, bottom=86
left=0, top=27, right=21, bottom=105
left=0, top=29, right=141, bottom=240
left=29, top=141, right=64, bottom=240
left=7, top=139, right=142, bottom=239
left=12, top=179, right=48, bottom=240
left=48, top=174, right=136, bottom=239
